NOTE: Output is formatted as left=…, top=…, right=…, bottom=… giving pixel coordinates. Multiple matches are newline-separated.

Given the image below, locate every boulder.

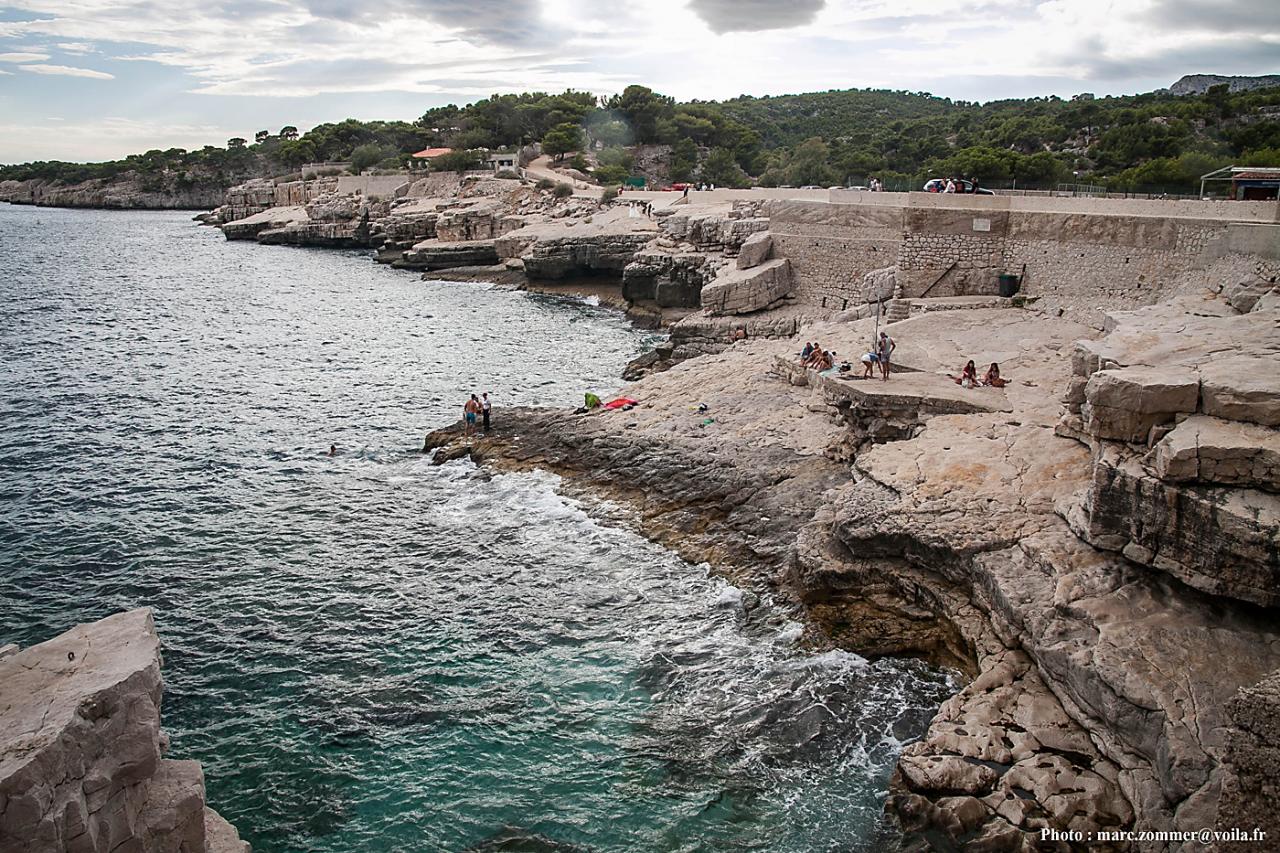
left=861, top=266, right=899, bottom=302
left=1080, top=366, right=1200, bottom=444
left=0, top=609, right=249, bottom=853
left=1149, top=415, right=1280, bottom=491
left=1223, top=275, right=1275, bottom=313
left=700, top=258, right=793, bottom=315
left=735, top=231, right=773, bottom=269
left=1199, top=355, right=1280, bottom=428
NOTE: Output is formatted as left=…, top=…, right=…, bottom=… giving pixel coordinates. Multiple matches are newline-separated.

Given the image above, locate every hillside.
left=3, top=79, right=1279, bottom=207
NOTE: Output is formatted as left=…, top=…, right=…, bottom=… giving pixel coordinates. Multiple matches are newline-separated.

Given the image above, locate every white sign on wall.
left=973, top=218, right=992, bottom=232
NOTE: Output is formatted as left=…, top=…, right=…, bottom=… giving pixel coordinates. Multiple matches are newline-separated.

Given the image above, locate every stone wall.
left=766, top=194, right=1280, bottom=326
left=766, top=200, right=902, bottom=310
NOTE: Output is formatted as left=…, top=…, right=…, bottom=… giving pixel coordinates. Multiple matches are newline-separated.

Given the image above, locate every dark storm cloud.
left=687, top=0, right=825, bottom=34
left=1146, top=0, right=1280, bottom=32
left=301, top=0, right=550, bottom=46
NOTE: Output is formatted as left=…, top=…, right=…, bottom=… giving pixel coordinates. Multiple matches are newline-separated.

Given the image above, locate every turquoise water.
left=0, top=205, right=951, bottom=852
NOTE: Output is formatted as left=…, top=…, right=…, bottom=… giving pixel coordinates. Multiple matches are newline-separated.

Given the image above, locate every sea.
left=0, top=205, right=952, bottom=853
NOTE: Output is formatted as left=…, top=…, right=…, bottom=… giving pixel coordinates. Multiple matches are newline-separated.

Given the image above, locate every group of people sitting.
left=950, top=360, right=1007, bottom=388
left=800, top=341, right=837, bottom=371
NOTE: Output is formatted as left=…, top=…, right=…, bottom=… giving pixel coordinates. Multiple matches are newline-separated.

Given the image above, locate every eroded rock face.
left=1068, top=444, right=1280, bottom=606
left=416, top=299, right=1280, bottom=850
left=400, top=239, right=500, bottom=270
left=1150, top=415, right=1280, bottom=490
left=1217, top=671, right=1280, bottom=848
left=622, top=250, right=719, bottom=309
left=1061, top=295, right=1280, bottom=607
left=0, top=609, right=249, bottom=853
left=521, top=232, right=654, bottom=280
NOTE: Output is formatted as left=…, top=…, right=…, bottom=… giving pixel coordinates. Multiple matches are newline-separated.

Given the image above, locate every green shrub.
left=535, top=177, right=555, bottom=190
left=593, top=164, right=629, bottom=185
left=600, top=185, right=620, bottom=202
left=552, top=183, right=573, bottom=198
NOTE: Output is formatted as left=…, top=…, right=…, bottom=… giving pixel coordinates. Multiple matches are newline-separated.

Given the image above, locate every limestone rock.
left=1071, top=445, right=1280, bottom=607
left=137, top=760, right=207, bottom=853
left=1223, top=275, right=1275, bottom=313
left=401, top=239, right=499, bottom=270
left=1199, top=356, right=1280, bottom=428
left=0, top=609, right=250, bottom=853
left=701, top=258, right=793, bottom=315
left=861, top=265, right=899, bottom=302
left=1080, top=366, right=1199, bottom=444
left=521, top=232, right=653, bottom=280
left=203, top=809, right=249, bottom=853
left=735, top=230, right=772, bottom=269
left=1149, top=415, right=1280, bottom=490
left=1217, top=670, right=1280, bottom=848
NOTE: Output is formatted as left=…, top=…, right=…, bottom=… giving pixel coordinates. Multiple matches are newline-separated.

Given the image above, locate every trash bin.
left=998, top=273, right=1021, bottom=298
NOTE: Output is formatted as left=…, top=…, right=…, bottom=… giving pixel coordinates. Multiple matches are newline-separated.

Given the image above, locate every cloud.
left=0, top=116, right=233, bottom=161
left=301, top=0, right=551, bottom=46
left=687, top=0, right=825, bottom=33
left=55, top=42, right=96, bottom=53
left=0, top=51, right=50, bottom=61
left=19, top=63, right=113, bottom=78
left=1146, top=0, right=1280, bottom=32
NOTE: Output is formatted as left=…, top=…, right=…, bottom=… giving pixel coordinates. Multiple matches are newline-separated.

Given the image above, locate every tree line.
left=3, top=83, right=1277, bottom=194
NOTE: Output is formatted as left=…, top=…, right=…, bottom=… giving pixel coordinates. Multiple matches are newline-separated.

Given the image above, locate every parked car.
left=923, top=178, right=995, bottom=195
left=799, top=185, right=821, bottom=189
left=668, top=182, right=693, bottom=191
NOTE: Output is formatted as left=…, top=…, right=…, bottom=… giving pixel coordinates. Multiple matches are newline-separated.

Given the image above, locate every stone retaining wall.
left=767, top=195, right=1280, bottom=326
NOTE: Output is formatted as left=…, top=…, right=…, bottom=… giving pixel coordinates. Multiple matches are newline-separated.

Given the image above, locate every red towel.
left=603, top=397, right=638, bottom=410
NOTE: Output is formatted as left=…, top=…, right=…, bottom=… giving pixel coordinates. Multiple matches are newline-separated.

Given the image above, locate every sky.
left=0, top=0, right=1277, bottom=163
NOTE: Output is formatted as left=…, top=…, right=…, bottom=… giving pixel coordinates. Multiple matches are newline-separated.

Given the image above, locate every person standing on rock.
left=877, top=331, right=895, bottom=381
left=464, top=395, right=480, bottom=437
left=481, top=393, right=492, bottom=432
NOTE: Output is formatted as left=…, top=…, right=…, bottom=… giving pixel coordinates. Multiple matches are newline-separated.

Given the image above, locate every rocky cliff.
left=1167, top=74, right=1280, bottom=95
left=421, top=287, right=1280, bottom=849
left=0, top=177, right=227, bottom=210
left=0, top=609, right=250, bottom=853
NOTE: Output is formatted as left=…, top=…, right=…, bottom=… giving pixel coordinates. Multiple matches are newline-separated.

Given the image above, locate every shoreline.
left=125, top=184, right=1280, bottom=843
left=8, top=185, right=1279, bottom=849
left=418, top=289, right=1280, bottom=848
